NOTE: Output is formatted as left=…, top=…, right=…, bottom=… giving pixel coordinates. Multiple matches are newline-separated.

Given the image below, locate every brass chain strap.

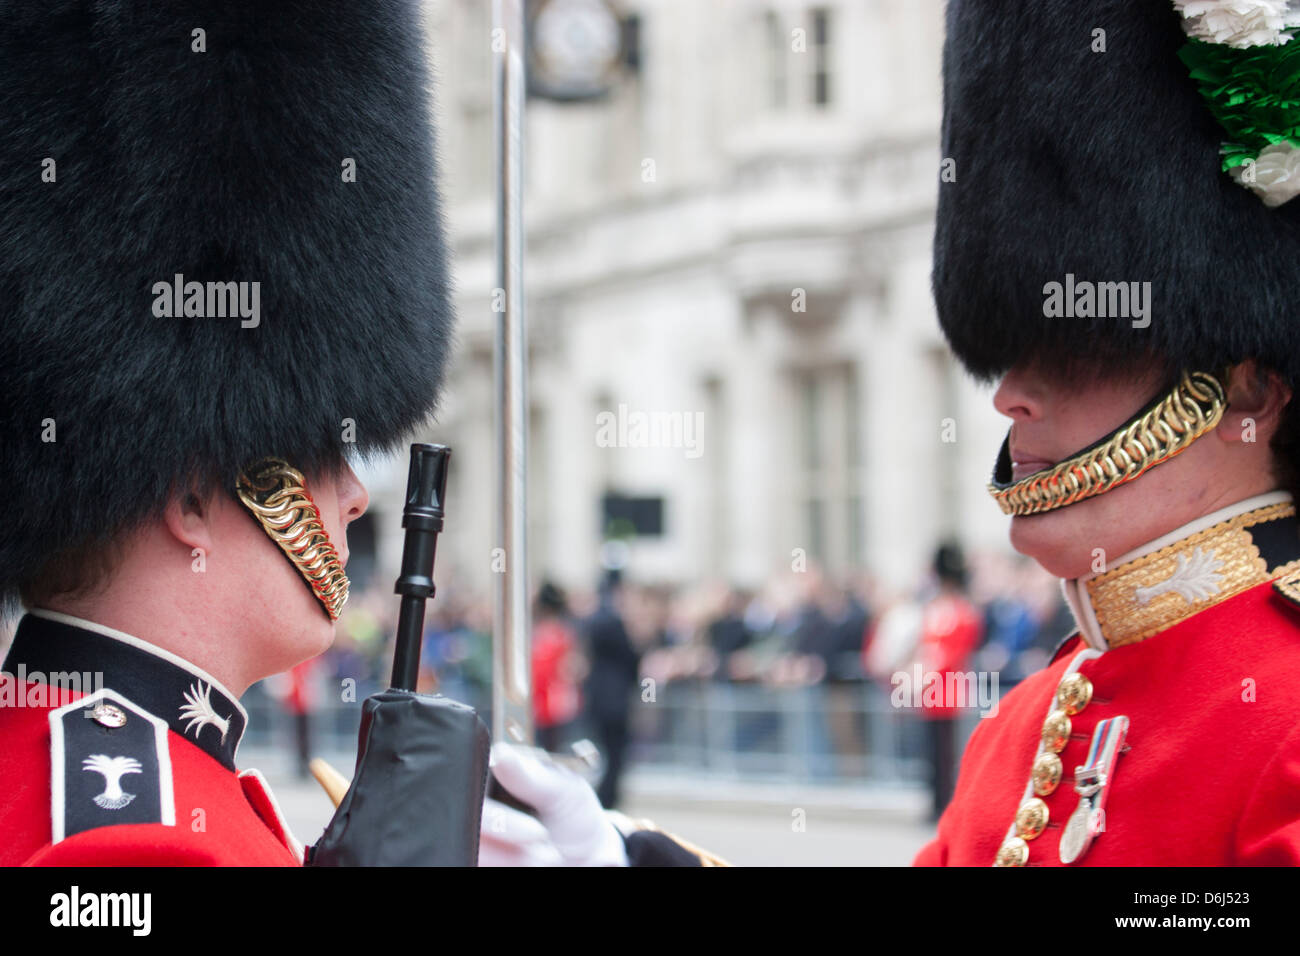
left=989, top=370, right=1227, bottom=517
left=235, top=458, right=350, bottom=620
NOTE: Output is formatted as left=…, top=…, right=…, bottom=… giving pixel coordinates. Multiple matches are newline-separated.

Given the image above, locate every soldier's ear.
left=162, top=490, right=215, bottom=555
left=1216, top=362, right=1292, bottom=445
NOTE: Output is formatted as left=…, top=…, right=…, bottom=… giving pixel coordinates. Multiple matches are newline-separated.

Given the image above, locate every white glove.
left=477, top=742, right=629, bottom=867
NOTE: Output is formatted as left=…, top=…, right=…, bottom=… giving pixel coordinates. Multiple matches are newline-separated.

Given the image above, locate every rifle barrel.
left=390, top=443, right=451, bottom=691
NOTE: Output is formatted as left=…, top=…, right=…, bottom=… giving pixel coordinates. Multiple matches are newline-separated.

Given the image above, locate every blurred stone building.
left=356, top=0, right=1011, bottom=602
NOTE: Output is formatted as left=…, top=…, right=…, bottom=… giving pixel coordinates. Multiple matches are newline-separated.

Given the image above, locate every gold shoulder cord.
left=236, top=458, right=350, bottom=621
left=989, top=370, right=1227, bottom=517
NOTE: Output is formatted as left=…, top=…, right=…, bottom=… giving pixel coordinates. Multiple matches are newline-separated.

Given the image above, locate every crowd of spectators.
left=283, top=548, right=1075, bottom=807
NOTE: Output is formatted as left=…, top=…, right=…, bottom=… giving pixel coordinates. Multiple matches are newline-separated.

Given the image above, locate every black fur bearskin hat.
left=1, top=1, right=454, bottom=606
left=934, top=0, right=1300, bottom=384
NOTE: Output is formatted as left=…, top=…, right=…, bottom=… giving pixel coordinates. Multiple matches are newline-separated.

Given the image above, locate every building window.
left=806, top=497, right=826, bottom=564
left=801, top=372, right=821, bottom=469
left=811, top=6, right=832, bottom=107
left=796, top=364, right=862, bottom=572
left=765, top=11, right=787, bottom=110
left=931, top=347, right=961, bottom=537
left=703, top=376, right=727, bottom=575
left=761, top=6, right=834, bottom=113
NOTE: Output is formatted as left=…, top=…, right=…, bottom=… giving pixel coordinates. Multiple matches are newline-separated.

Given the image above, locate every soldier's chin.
left=302, top=598, right=338, bottom=656
left=269, top=581, right=338, bottom=671
left=1008, top=505, right=1100, bottom=581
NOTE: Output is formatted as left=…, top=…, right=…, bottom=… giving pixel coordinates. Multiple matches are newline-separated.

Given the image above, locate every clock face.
left=530, top=0, right=623, bottom=99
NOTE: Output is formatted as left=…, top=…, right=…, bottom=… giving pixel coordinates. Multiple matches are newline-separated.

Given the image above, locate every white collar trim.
left=28, top=608, right=250, bottom=726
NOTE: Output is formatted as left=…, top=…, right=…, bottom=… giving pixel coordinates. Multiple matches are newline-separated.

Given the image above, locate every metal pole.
left=492, top=0, right=532, bottom=744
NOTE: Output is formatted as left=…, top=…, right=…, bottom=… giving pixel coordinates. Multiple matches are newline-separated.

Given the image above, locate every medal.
left=1058, top=800, right=1098, bottom=864
left=1059, top=715, right=1128, bottom=864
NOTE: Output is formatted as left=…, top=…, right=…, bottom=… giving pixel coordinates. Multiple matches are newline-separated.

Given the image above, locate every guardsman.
left=917, top=0, right=1300, bottom=867
left=0, top=1, right=453, bottom=865
left=479, top=0, right=1300, bottom=866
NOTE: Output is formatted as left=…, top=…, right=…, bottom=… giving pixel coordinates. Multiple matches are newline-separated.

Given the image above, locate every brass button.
left=1032, top=751, right=1062, bottom=796
left=91, top=703, right=126, bottom=728
left=1056, top=673, right=1094, bottom=716
left=1015, top=798, right=1049, bottom=840
left=1041, top=710, right=1072, bottom=753
left=994, top=837, right=1029, bottom=867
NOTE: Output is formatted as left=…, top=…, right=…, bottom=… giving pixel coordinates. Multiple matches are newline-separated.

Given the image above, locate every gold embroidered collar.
left=1061, top=492, right=1300, bottom=651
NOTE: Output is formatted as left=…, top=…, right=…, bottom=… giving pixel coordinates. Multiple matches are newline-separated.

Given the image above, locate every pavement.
left=248, top=746, right=938, bottom=866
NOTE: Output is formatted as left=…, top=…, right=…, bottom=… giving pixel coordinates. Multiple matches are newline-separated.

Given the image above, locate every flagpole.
left=491, top=0, right=533, bottom=745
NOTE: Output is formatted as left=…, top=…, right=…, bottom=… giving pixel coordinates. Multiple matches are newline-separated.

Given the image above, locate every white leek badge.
left=1135, top=547, right=1226, bottom=605
left=179, top=681, right=231, bottom=742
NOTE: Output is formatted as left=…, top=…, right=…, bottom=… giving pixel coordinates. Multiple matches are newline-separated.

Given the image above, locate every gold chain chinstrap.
left=236, top=459, right=350, bottom=621
left=989, top=371, right=1227, bottom=517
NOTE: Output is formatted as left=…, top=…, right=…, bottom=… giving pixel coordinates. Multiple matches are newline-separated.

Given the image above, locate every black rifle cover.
left=310, top=690, right=491, bottom=866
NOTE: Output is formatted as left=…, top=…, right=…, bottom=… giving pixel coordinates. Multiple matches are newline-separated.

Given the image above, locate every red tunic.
left=914, top=579, right=1300, bottom=866
left=916, top=593, right=984, bottom=719
left=0, top=611, right=302, bottom=867
left=532, top=618, right=580, bottom=729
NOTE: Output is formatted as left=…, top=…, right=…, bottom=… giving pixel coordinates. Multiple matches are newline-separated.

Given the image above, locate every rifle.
left=309, top=444, right=491, bottom=866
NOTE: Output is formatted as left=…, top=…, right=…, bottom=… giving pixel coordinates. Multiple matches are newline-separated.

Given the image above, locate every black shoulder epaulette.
left=1273, top=573, right=1300, bottom=612
left=49, top=689, right=176, bottom=844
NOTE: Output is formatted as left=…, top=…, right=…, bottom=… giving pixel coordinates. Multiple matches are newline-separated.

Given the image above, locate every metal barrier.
left=626, top=680, right=988, bottom=782
left=241, top=677, right=993, bottom=785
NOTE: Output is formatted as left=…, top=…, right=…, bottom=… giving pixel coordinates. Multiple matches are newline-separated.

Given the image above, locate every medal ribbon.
left=1080, top=716, right=1127, bottom=789
left=1060, top=714, right=1130, bottom=864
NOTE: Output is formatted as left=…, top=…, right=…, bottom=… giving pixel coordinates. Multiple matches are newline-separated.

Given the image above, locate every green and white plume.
left=1174, top=0, right=1300, bottom=205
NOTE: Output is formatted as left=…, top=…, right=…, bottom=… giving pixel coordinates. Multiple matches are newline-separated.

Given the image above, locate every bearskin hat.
left=933, top=0, right=1300, bottom=384
left=0, top=1, right=453, bottom=606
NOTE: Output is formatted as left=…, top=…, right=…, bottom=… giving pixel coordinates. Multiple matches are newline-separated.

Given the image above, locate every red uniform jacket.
left=915, top=495, right=1300, bottom=866
left=532, top=617, right=580, bottom=729
left=915, top=593, right=984, bottom=720
left=0, top=611, right=302, bottom=866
